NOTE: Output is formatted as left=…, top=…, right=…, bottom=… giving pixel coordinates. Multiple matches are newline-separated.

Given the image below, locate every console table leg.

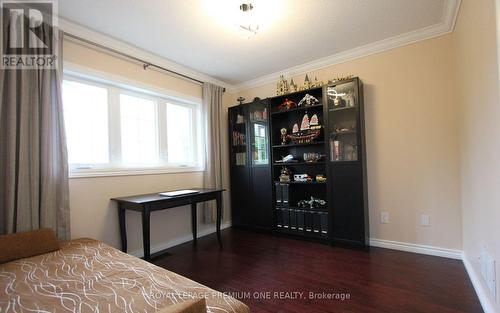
left=142, top=209, right=151, bottom=261
left=191, top=203, right=197, bottom=244
left=118, top=206, right=127, bottom=252
left=216, top=192, right=222, bottom=246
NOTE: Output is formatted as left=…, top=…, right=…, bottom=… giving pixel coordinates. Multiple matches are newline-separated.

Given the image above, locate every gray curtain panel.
left=0, top=21, right=70, bottom=240
left=202, top=83, right=225, bottom=224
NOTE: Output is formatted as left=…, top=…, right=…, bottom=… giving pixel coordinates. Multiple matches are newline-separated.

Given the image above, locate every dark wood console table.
left=112, top=188, right=224, bottom=261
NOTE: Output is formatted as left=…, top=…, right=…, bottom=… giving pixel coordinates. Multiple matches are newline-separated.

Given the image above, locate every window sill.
left=69, top=167, right=204, bottom=179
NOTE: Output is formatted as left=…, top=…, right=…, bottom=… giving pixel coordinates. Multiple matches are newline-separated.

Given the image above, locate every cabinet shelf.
left=271, top=104, right=323, bottom=116
left=330, top=130, right=356, bottom=136
left=272, top=141, right=325, bottom=148
left=288, top=206, right=328, bottom=212
left=273, top=181, right=327, bottom=185
left=250, top=119, right=268, bottom=124
left=329, top=106, right=356, bottom=112
left=330, top=160, right=358, bottom=164
left=273, top=162, right=325, bottom=166
left=275, top=227, right=328, bottom=239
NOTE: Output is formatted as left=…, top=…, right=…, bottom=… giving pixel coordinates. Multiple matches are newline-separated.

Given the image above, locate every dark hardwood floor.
left=153, top=228, right=482, bottom=313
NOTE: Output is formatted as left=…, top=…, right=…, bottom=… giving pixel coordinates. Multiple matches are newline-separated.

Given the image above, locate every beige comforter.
left=0, top=238, right=249, bottom=313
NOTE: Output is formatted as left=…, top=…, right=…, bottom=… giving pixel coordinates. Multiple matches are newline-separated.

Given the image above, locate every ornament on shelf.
left=298, top=93, right=320, bottom=107
left=289, top=78, right=297, bottom=92
left=298, top=196, right=326, bottom=209
left=294, top=174, right=312, bottom=182
left=313, top=76, right=322, bottom=88
left=237, top=97, right=245, bottom=105
left=300, top=114, right=310, bottom=131
left=276, top=75, right=289, bottom=95
left=280, top=128, right=288, bottom=145
left=279, top=166, right=292, bottom=183
left=310, top=114, right=321, bottom=130
left=278, top=98, right=296, bottom=111
left=275, top=74, right=353, bottom=96
left=327, top=75, right=353, bottom=84
left=316, top=175, right=327, bottom=183
left=345, top=90, right=355, bottom=107
left=287, top=113, right=321, bottom=144
left=301, top=74, right=313, bottom=91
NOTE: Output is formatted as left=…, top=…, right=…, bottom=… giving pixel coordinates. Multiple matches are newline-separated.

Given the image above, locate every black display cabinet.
left=228, top=98, right=273, bottom=230
left=228, top=77, right=368, bottom=247
left=325, top=78, right=369, bottom=246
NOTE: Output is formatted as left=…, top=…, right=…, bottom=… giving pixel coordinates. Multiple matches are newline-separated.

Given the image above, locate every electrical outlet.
left=381, top=212, right=390, bottom=224
left=420, top=215, right=430, bottom=226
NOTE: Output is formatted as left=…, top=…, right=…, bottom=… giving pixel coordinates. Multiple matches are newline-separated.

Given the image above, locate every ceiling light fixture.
left=238, top=2, right=259, bottom=38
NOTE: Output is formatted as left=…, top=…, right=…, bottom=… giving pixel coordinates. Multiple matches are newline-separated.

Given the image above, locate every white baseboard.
left=463, top=253, right=497, bottom=313
left=129, top=222, right=232, bottom=258
left=369, top=238, right=462, bottom=260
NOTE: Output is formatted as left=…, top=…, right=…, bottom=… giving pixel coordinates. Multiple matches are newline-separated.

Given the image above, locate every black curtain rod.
left=63, top=32, right=225, bottom=92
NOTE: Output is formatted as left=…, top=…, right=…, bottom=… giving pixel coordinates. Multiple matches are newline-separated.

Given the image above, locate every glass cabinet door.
left=326, top=81, right=358, bottom=162
left=230, top=106, right=247, bottom=166
left=249, top=102, right=269, bottom=165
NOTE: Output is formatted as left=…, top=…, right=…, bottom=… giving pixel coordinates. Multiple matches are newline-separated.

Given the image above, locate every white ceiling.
left=59, top=0, right=455, bottom=86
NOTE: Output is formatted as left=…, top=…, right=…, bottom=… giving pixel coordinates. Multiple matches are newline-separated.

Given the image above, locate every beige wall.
left=228, top=34, right=463, bottom=250
left=64, top=40, right=230, bottom=255
left=453, top=0, right=500, bottom=311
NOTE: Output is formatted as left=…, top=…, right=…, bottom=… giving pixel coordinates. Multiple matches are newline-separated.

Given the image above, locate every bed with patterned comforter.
left=0, top=238, right=249, bottom=313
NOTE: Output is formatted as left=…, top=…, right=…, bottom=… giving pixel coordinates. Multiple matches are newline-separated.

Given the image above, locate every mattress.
left=0, top=238, right=249, bottom=313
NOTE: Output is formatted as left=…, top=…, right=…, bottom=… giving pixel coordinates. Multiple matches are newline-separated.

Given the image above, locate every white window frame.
left=63, top=71, right=204, bottom=178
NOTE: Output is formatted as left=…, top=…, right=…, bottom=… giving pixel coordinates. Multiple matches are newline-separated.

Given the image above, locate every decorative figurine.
left=289, top=78, right=297, bottom=92
left=298, top=197, right=327, bottom=209
left=303, top=152, right=320, bottom=163
left=288, top=113, right=321, bottom=144
left=316, top=175, right=327, bottom=183
left=280, top=128, right=288, bottom=145
left=300, top=114, right=310, bottom=131
left=237, top=96, right=245, bottom=105
left=276, top=75, right=289, bottom=95
left=345, top=90, right=355, bottom=107
left=279, top=166, right=292, bottom=183
left=327, top=75, right=353, bottom=84
left=298, top=94, right=320, bottom=107
left=313, top=76, right=321, bottom=87
left=278, top=98, right=296, bottom=111
left=294, top=174, right=312, bottom=182
left=302, top=74, right=313, bottom=90
left=282, top=154, right=294, bottom=162
left=309, top=114, right=320, bottom=130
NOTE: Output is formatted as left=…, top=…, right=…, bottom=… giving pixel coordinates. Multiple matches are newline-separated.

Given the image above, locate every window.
left=62, top=74, right=203, bottom=176
left=166, top=102, right=195, bottom=164
left=63, top=80, right=109, bottom=165
left=119, top=94, right=159, bottom=165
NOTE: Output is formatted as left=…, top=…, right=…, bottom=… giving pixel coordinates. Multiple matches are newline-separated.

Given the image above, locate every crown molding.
left=231, top=0, right=462, bottom=93
left=58, top=18, right=232, bottom=90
